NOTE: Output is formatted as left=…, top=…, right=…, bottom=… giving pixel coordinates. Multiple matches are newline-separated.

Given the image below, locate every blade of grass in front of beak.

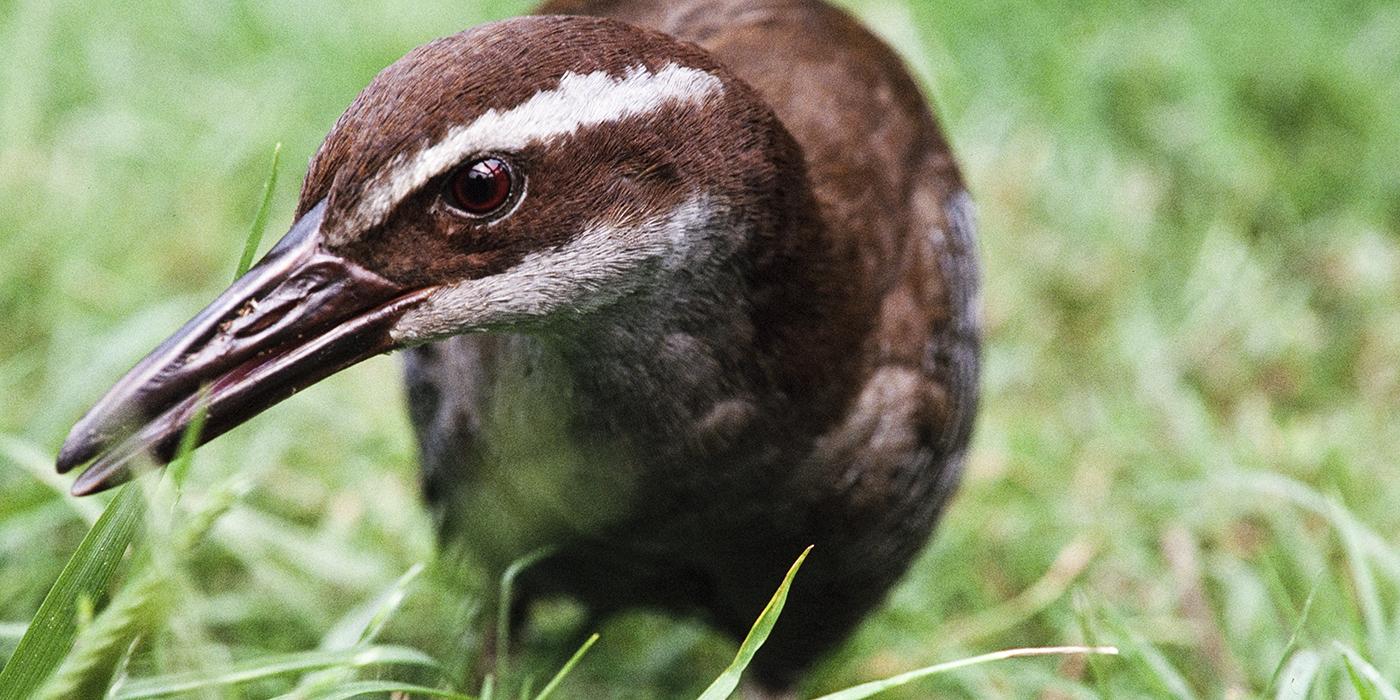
left=236, top=142, right=282, bottom=280
left=164, top=387, right=209, bottom=496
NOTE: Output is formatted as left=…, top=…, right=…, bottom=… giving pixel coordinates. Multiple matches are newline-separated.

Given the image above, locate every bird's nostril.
left=216, top=295, right=290, bottom=339
left=219, top=298, right=263, bottom=334
left=231, top=299, right=281, bottom=336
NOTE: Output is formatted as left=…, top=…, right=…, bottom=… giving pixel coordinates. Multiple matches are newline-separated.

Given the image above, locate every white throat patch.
left=343, top=63, right=724, bottom=236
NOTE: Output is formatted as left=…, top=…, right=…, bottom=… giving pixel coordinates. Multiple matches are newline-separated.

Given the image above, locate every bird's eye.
left=445, top=157, right=515, bottom=217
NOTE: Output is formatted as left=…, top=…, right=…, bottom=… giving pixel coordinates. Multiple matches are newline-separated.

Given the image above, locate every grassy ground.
left=2, top=0, right=1398, bottom=697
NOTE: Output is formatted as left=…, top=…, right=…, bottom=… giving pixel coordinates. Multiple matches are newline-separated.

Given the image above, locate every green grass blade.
left=696, top=545, right=811, bottom=700
left=1336, top=642, right=1400, bottom=700
left=1070, top=589, right=1113, bottom=699
left=1262, top=570, right=1322, bottom=698
left=112, top=645, right=442, bottom=699
left=1273, top=649, right=1321, bottom=700
left=36, top=560, right=172, bottom=700
left=479, top=673, right=495, bottom=700
left=1330, top=493, right=1386, bottom=658
left=1343, top=656, right=1379, bottom=700
left=533, top=632, right=598, bottom=700
left=2, top=367, right=217, bottom=700
left=1100, top=604, right=1196, bottom=700
left=287, top=680, right=475, bottom=700
left=235, top=142, right=282, bottom=280
left=164, top=388, right=209, bottom=493
left=325, top=562, right=426, bottom=651
left=0, top=485, right=144, bottom=700
left=38, top=481, right=237, bottom=699
left=287, top=562, right=429, bottom=695
left=496, top=547, right=552, bottom=683
left=811, top=645, right=1120, bottom=700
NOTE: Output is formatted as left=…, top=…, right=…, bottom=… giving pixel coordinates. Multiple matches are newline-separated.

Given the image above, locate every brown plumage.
left=57, top=0, right=978, bottom=689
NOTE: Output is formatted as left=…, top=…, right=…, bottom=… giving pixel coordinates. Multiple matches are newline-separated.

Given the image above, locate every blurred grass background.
left=1, top=0, right=1398, bottom=696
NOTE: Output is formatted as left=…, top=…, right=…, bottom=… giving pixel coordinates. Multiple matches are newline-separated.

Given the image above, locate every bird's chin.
left=56, top=199, right=435, bottom=495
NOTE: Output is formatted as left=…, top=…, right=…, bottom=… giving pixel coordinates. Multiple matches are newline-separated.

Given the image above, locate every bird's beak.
left=56, top=199, right=434, bottom=495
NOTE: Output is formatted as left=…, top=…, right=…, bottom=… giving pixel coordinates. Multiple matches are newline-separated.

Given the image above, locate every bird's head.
left=57, top=15, right=803, bottom=494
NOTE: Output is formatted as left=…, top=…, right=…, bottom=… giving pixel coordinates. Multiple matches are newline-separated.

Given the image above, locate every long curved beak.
left=56, top=200, right=433, bottom=495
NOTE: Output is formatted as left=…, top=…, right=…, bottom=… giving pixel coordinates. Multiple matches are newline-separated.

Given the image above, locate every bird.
left=55, top=0, right=980, bottom=691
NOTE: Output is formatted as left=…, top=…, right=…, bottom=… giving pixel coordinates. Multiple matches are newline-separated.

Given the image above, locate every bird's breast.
left=407, top=318, right=809, bottom=568
left=407, top=334, right=648, bottom=568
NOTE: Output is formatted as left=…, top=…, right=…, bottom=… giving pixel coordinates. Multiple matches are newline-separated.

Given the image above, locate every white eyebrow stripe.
left=342, top=62, right=724, bottom=236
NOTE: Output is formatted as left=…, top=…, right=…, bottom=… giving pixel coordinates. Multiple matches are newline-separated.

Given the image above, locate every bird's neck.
left=538, top=180, right=866, bottom=459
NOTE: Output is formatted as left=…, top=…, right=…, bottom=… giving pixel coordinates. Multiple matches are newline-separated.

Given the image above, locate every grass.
left=1, top=0, right=1397, bottom=696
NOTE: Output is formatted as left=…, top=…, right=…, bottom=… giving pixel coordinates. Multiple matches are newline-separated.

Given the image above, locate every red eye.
left=446, top=157, right=514, bottom=216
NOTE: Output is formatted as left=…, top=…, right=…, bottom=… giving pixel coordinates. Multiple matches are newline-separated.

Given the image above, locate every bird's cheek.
left=453, top=246, right=526, bottom=281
